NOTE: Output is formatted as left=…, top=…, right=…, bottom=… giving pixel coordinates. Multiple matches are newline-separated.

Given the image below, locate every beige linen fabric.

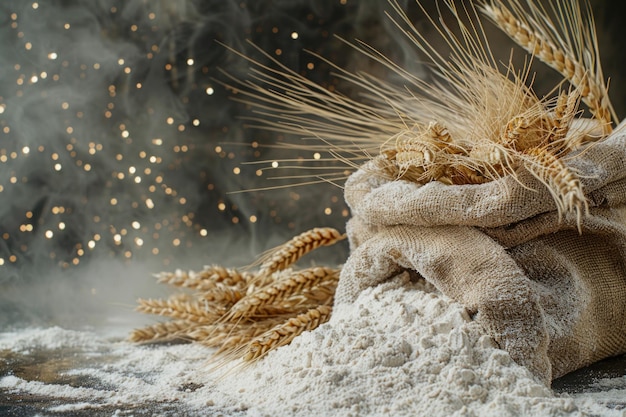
left=336, top=127, right=626, bottom=384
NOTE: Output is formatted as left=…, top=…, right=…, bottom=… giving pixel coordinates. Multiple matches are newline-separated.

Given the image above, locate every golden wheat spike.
left=228, top=267, right=339, bottom=320
left=193, top=318, right=288, bottom=352
left=129, top=320, right=193, bottom=343
left=447, top=165, right=492, bottom=185
left=187, top=322, right=236, bottom=344
left=481, top=0, right=615, bottom=132
left=382, top=150, right=427, bottom=183
left=166, top=292, right=195, bottom=302
left=392, top=120, right=472, bottom=184
left=257, top=228, right=346, bottom=276
left=293, top=281, right=339, bottom=305
left=200, top=282, right=246, bottom=307
left=136, top=298, right=224, bottom=323
left=522, top=146, right=588, bottom=229
left=200, top=265, right=251, bottom=287
left=155, top=265, right=250, bottom=291
left=394, top=127, right=437, bottom=167
left=502, top=113, right=547, bottom=151
left=545, top=88, right=581, bottom=149
left=243, top=305, right=333, bottom=362
left=188, top=322, right=245, bottom=346
left=547, top=91, right=571, bottom=144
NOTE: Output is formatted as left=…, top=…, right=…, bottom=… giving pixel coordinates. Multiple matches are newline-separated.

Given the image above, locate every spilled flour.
left=2, top=273, right=625, bottom=416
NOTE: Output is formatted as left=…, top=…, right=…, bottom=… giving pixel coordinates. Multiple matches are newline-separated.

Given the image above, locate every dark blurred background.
left=0, top=0, right=624, bottom=326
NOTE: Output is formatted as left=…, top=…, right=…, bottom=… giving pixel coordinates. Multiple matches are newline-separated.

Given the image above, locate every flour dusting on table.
left=1, top=273, right=625, bottom=416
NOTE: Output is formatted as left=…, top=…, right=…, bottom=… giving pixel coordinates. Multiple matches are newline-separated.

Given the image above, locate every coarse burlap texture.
left=336, top=125, right=626, bottom=384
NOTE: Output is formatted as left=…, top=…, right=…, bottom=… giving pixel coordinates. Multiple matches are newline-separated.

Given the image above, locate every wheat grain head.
left=257, top=227, right=345, bottom=276
left=242, top=305, right=333, bottom=362
left=155, top=265, right=251, bottom=291
left=228, top=267, right=339, bottom=320
left=481, top=0, right=616, bottom=131
left=136, top=298, right=224, bottom=323
left=129, top=320, right=193, bottom=343
left=522, top=145, right=588, bottom=229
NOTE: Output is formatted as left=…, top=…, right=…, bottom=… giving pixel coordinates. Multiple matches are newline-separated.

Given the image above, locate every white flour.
left=1, top=273, right=625, bottom=416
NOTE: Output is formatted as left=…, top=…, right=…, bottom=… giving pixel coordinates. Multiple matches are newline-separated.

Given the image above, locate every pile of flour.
left=1, top=273, right=625, bottom=416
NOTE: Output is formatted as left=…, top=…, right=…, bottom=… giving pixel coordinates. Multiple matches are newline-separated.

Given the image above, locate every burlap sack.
left=336, top=125, right=626, bottom=384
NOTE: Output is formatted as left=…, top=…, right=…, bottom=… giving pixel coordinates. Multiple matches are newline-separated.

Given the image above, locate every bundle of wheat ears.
left=132, top=0, right=618, bottom=362
left=130, top=228, right=345, bottom=362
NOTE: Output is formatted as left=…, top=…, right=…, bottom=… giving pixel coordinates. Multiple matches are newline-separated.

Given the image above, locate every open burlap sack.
left=336, top=126, right=626, bottom=384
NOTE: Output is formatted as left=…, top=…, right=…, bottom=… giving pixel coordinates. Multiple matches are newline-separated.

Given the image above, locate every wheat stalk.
left=257, top=227, right=346, bottom=276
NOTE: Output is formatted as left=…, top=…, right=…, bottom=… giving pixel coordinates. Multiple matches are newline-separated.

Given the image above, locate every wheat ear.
left=191, top=318, right=287, bottom=351
left=447, top=165, right=491, bottom=185
left=136, top=298, right=224, bottom=323
left=129, top=320, right=192, bottom=343
left=243, top=305, right=332, bottom=361
left=200, top=282, right=246, bottom=307
left=393, top=122, right=453, bottom=184
left=156, top=265, right=250, bottom=291
left=550, top=90, right=586, bottom=150
left=257, top=228, right=345, bottom=276
left=523, top=146, right=588, bottom=230
left=228, top=267, right=339, bottom=319
left=482, top=0, right=614, bottom=131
